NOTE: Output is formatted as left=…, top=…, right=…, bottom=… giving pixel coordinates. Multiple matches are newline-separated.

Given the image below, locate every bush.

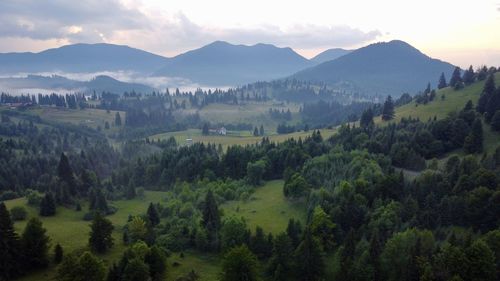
left=10, top=206, right=27, bottom=221
left=26, top=189, right=43, bottom=206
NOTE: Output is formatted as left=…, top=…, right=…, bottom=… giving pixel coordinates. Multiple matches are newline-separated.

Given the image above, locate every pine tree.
left=338, top=229, right=356, bottom=281
left=360, top=108, right=374, bottom=129
left=490, top=110, right=500, bottom=131
left=147, top=203, right=160, bottom=227
left=89, top=212, right=114, bottom=253
left=464, top=118, right=483, bottom=154
left=253, top=126, right=259, bottom=136
left=369, top=231, right=382, bottom=281
left=114, top=112, right=122, bottom=126
left=54, top=243, right=63, bottom=264
left=202, top=123, right=210, bottom=135
left=477, top=74, right=496, bottom=114
left=463, top=65, right=475, bottom=85
left=438, top=72, right=447, bottom=89
left=202, top=190, right=220, bottom=250
left=259, top=125, right=264, bottom=136
left=449, top=67, right=463, bottom=89
left=125, top=182, right=136, bottom=200
left=0, top=202, right=22, bottom=280
left=267, top=233, right=293, bottom=281
left=484, top=87, right=500, bottom=122
left=145, top=245, right=166, bottom=280
left=58, top=153, right=76, bottom=197
left=21, top=217, right=50, bottom=269
left=294, top=228, right=324, bottom=281
left=39, top=192, right=56, bottom=216
left=382, top=95, right=395, bottom=121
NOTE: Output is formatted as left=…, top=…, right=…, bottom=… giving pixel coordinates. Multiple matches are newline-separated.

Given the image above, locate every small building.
left=217, top=127, right=227, bottom=135
left=186, top=138, right=193, bottom=145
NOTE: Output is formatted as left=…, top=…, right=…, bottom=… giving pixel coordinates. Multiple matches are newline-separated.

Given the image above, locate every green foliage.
left=267, top=233, right=293, bottom=281
left=382, top=95, right=395, bottom=121
left=89, top=212, right=114, bottom=253
left=39, top=192, right=57, bottom=216
left=220, top=245, right=260, bottom=281
left=246, top=159, right=266, bottom=186
left=464, top=118, right=484, bottom=154
left=10, top=205, right=27, bottom=221
left=294, top=228, right=324, bottom=281
left=283, top=173, right=309, bottom=198
left=147, top=202, right=160, bottom=226
left=220, top=216, right=249, bottom=251
left=0, top=202, right=22, bottom=280
left=54, top=243, right=64, bottom=264
left=202, top=189, right=221, bottom=250
left=22, top=217, right=51, bottom=269
left=57, top=251, right=106, bottom=281
left=309, top=206, right=336, bottom=251
left=465, top=240, right=496, bottom=281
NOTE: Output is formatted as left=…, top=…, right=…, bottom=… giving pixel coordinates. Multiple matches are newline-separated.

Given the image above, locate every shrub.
left=10, top=206, right=28, bottom=221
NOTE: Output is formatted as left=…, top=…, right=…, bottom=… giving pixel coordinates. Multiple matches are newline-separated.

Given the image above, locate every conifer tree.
left=114, top=112, right=122, bottom=126
left=477, top=74, right=496, bottom=114
left=449, top=67, right=463, bottom=89
left=54, top=243, right=63, bottom=264
left=294, top=228, right=324, bottom=281
left=0, top=202, right=22, bottom=280
left=40, top=192, right=56, bottom=216
left=147, top=203, right=160, bottom=227
left=57, top=153, right=76, bottom=197
left=89, top=212, right=114, bottom=253
left=438, top=72, right=447, bottom=89
left=22, top=217, right=50, bottom=269
left=382, top=95, right=395, bottom=121
left=464, top=118, right=483, bottom=154
left=202, top=190, right=220, bottom=250
left=463, top=65, right=475, bottom=85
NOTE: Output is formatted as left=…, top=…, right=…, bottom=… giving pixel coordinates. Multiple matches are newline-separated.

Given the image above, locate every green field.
left=222, top=180, right=306, bottom=234
left=4, top=191, right=167, bottom=281
left=151, top=128, right=337, bottom=150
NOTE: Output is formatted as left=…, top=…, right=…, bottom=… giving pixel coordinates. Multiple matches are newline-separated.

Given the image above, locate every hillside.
left=0, top=43, right=169, bottom=75
left=153, top=41, right=312, bottom=86
left=0, top=74, right=155, bottom=94
left=293, top=40, right=456, bottom=96
left=310, top=48, right=351, bottom=64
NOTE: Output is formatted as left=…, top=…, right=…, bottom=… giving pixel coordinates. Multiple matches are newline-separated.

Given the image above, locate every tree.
left=114, top=112, right=122, bottom=126
left=125, top=183, right=136, bottom=200
left=89, top=212, right=114, bottom=253
left=286, top=218, right=303, bottom=248
left=464, top=118, right=483, bottom=154
left=490, top=110, right=500, bottom=131
left=310, top=206, right=336, bottom=251
left=54, top=243, right=63, bottom=264
left=220, top=245, right=259, bottom=281
left=250, top=226, right=271, bottom=259
left=253, top=126, right=259, bottom=136
left=123, top=258, right=150, bottom=281
left=145, top=246, right=166, bottom=280
left=449, top=67, right=463, bottom=89
left=147, top=203, right=160, bottom=227
left=267, top=233, right=293, bottom=281
left=220, top=217, right=249, bottom=251
left=360, top=108, right=374, bottom=129
left=0, top=202, right=22, bottom=280
left=259, top=125, right=264, bottom=136
left=465, top=240, right=496, bottom=281
left=368, top=231, right=382, bottom=281
left=57, top=252, right=106, bottom=281
left=462, top=65, right=475, bottom=85
left=22, top=217, right=50, bottom=269
left=283, top=173, right=309, bottom=198
left=58, top=153, right=76, bottom=196
left=438, top=72, right=447, bottom=89
left=202, top=123, right=210, bottom=135
left=246, top=160, right=266, bottom=186
left=382, top=95, right=395, bottom=121
left=202, top=190, right=221, bottom=249
left=338, top=229, right=356, bottom=281
left=294, top=228, right=324, bottom=281
left=477, top=74, right=496, bottom=114
left=127, top=216, right=148, bottom=243
left=40, top=192, right=56, bottom=216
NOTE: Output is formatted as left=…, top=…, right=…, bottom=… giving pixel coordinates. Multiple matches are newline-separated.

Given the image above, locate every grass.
left=167, top=251, right=220, bottom=281
left=222, top=180, right=307, bottom=234
left=4, top=191, right=168, bottom=281
left=150, top=128, right=336, bottom=150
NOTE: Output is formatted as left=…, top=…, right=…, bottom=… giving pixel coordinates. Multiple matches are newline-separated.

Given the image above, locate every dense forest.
left=1, top=67, right=500, bottom=281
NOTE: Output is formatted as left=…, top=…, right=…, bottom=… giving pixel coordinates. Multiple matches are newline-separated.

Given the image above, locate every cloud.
left=0, top=0, right=147, bottom=42
left=0, top=1, right=381, bottom=55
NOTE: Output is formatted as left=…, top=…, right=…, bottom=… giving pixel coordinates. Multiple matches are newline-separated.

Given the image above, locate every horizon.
left=0, top=0, right=499, bottom=68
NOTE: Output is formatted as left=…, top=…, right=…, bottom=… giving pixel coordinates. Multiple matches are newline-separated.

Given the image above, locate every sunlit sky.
left=0, top=0, right=499, bottom=67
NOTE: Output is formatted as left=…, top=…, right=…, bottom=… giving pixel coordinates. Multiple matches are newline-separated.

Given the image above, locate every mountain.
left=0, top=43, right=169, bottom=75
left=293, top=40, right=456, bottom=96
left=153, top=41, right=312, bottom=86
left=0, top=74, right=155, bottom=94
left=311, top=48, right=351, bottom=64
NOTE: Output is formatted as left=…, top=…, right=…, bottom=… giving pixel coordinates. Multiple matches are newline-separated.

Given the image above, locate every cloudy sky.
left=0, top=0, right=499, bottom=67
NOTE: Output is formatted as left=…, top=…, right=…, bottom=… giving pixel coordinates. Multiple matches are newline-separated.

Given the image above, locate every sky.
left=0, top=0, right=499, bottom=68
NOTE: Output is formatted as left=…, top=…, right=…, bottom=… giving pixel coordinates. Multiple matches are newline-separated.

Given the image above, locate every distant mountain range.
left=0, top=40, right=456, bottom=95
left=293, top=40, right=456, bottom=95
left=311, top=48, right=351, bottom=64
left=0, top=75, right=154, bottom=94
left=153, top=41, right=312, bottom=85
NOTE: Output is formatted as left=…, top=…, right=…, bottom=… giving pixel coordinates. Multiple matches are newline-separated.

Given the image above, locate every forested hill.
left=293, top=40, right=455, bottom=96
